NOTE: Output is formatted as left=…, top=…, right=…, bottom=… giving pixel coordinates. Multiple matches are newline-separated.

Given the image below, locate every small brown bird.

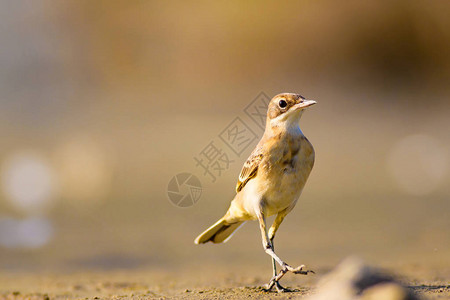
left=195, top=93, right=316, bottom=292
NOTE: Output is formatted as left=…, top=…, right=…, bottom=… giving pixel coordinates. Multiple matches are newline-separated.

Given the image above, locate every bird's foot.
left=275, top=281, right=292, bottom=292
left=285, top=264, right=315, bottom=275
left=264, top=264, right=313, bottom=293
left=265, top=276, right=291, bottom=293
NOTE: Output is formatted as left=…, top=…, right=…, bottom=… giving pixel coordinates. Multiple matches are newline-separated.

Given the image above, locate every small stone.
left=307, top=257, right=420, bottom=300
left=361, top=283, right=413, bottom=300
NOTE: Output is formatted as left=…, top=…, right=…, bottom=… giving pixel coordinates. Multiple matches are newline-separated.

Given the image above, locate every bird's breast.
left=259, top=134, right=315, bottom=215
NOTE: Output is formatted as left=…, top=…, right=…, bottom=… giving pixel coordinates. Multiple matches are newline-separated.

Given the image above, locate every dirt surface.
left=0, top=263, right=448, bottom=300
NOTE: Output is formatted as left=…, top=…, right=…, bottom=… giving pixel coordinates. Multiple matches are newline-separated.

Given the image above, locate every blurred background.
left=0, top=0, right=449, bottom=274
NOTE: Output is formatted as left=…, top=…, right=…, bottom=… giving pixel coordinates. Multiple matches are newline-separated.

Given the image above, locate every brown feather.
left=236, top=151, right=263, bottom=192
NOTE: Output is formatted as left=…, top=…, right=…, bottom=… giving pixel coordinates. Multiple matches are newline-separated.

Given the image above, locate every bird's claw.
left=274, top=281, right=291, bottom=293
left=285, top=264, right=314, bottom=275
left=264, top=263, right=313, bottom=293
left=265, top=278, right=291, bottom=293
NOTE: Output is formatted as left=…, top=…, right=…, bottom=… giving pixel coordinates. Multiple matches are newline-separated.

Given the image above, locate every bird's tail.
left=194, top=218, right=245, bottom=244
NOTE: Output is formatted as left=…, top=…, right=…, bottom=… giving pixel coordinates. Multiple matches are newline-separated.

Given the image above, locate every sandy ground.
left=0, top=197, right=449, bottom=300
left=0, top=262, right=448, bottom=300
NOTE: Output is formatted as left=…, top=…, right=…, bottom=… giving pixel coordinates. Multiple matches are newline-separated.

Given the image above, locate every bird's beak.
left=291, top=99, right=317, bottom=111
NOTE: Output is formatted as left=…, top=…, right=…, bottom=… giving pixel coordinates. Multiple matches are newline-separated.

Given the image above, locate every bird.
left=194, top=93, right=317, bottom=292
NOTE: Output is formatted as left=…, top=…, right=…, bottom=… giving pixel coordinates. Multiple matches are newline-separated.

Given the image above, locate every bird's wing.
left=236, top=148, right=263, bottom=193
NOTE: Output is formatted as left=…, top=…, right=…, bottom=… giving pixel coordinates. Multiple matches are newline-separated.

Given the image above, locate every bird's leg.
left=266, top=239, right=292, bottom=292
left=271, top=238, right=277, bottom=277
left=266, top=213, right=291, bottom=292
left=256, top=211, right=281, bottom=265
left=257, top=211, right=314, bottom=293
left=269, top=212, right=287, bottom=277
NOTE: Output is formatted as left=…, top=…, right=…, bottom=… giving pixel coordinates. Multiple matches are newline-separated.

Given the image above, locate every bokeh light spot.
left=1, top=151, right=56, bottom=214
left=0, top=217, right=54, bottom=249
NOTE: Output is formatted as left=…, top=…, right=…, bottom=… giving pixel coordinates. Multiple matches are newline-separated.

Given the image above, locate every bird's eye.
left=278, top=99, right=287, bottom=108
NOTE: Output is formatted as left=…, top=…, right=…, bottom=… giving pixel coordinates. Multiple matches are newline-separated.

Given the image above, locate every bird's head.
left=266, top=93, right=316, bottom=129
